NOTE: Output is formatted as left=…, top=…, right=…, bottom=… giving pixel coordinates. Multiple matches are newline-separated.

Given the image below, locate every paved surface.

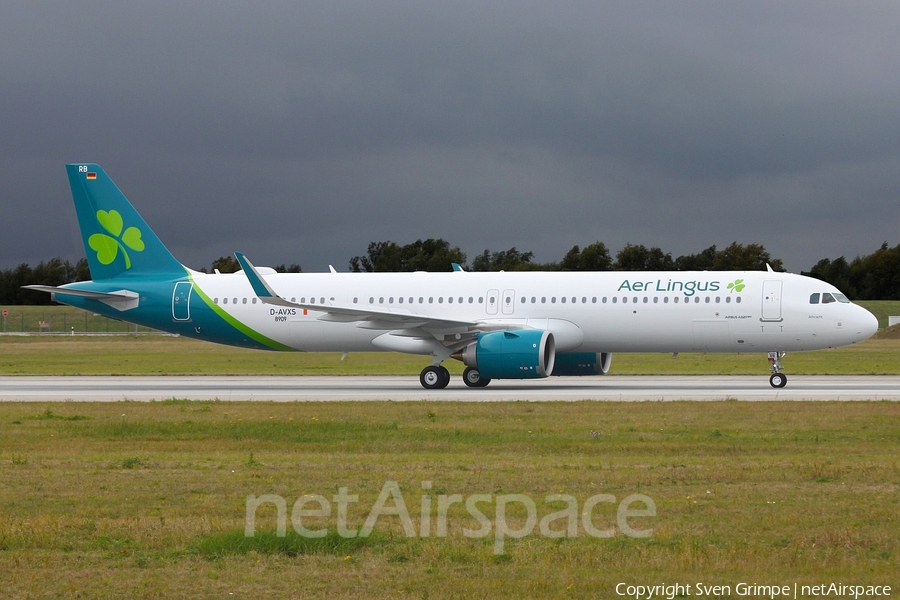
left=1, top=375, right=898, bottom=401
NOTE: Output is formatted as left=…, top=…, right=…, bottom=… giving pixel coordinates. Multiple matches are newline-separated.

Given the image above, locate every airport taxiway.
left=1, top=375, right=898, bottom=402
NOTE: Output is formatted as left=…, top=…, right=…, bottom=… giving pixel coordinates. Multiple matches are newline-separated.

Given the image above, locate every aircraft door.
left=502, top=289, right=516, bottom=315
left=173, top=282, right=193, bottom=321
left=486, top=290, right=499, bottom=315
left=761, top=280, right=783, bottom=322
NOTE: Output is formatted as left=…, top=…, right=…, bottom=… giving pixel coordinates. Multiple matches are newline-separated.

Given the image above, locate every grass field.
left=2, top=334, right=900, bottom=376
left=1, top=305, right=898, bottom=597
left=0, top=401, right=897, bottom=598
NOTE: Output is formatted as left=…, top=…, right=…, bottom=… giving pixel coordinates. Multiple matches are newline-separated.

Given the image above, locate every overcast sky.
left=3, top=1, right=899, bottom=273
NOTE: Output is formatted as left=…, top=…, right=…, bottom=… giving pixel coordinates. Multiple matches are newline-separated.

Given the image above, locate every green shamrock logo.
left=727, top=279, right=746, bottom=293
left=88, top=210, right=145, bottom=269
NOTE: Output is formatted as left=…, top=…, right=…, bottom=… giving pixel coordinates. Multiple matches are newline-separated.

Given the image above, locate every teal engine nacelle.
left=455, top=330, right=556, bottom=379
left=550, top=352, right=612, bottom=376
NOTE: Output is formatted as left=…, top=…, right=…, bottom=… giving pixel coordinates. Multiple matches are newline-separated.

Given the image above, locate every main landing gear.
left=768, top=351, right=787, bottom=388
left=420, top=365, right=451, bottom=390
left=419, top=365, right=492, bottom=389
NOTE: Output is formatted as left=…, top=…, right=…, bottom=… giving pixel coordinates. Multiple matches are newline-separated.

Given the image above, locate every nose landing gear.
left=768, top=351, right=787, bottom=388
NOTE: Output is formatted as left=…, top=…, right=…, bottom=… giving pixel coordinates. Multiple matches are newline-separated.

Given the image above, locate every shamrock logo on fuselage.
left=727, top=279, right=746, bottom=293
left=88, top=210, right=145, bottom=269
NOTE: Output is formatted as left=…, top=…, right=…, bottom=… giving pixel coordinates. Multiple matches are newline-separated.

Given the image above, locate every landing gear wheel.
left=769, top=373, right=787, bottom=388
left=463, top=367, right=491, bottom=388
left=420, top=365, right=451, bottom=390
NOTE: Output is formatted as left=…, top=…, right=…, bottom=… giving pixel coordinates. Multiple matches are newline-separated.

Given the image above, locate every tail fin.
left=67, top=164, right=185, bottom=279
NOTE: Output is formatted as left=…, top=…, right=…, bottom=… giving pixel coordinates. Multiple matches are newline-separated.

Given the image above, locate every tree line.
left=3, top=241, right=899, bottom=304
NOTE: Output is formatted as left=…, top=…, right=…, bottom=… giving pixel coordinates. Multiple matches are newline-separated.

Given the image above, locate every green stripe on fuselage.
left=188, top=272, right=295, bottom=351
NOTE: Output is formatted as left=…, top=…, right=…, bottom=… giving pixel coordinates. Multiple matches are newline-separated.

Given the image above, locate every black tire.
left=463, top=367, right=491, bottom=388
left=420, top=365, right=450, bottom=389
left=769, top=373, right=787, bottom=388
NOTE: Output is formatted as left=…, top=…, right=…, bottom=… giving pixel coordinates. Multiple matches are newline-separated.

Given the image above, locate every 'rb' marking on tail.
left=67, top=164, right=184, bottom=279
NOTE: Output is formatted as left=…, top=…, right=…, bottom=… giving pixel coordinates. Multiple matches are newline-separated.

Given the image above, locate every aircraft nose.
left=853, top=306, right=879, bottom=341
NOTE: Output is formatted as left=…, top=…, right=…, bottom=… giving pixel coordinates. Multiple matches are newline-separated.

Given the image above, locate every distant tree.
left=274, top=264, right=302, bottom=273
left=846, top=242, right=900, bottom=300
left=614, top=244, right=674, bottom=271
left=712, top=242, right=783, bottom=271
left=674, top=245, right=718, bottom=271
left=0, top=257, right=91, bottom=305
left=805, top=256, right=854, bottom=297
left=560, top=242, right=612, bottom=271
left=349, top=239, right=465, bottom=272
left=210, top=256, right=240, bottom=273
left=471, top=247, right=535, bottom=271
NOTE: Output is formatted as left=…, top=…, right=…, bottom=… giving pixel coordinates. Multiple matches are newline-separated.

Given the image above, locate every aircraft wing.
left=234, top=253, right=480, bottom=332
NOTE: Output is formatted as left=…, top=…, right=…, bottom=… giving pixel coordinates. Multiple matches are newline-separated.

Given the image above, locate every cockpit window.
left=821, top=293, right=836, bottom=304
left=834, top=293, right=850, bottom=303
left=809, top=293, right=820, bottom=304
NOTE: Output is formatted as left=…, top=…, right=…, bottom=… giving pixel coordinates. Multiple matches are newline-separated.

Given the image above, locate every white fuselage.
left=189, top=269, right=877, bottom=355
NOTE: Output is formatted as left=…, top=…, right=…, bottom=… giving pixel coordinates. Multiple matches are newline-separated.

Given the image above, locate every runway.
left=1, top=375, right=898, bottom=401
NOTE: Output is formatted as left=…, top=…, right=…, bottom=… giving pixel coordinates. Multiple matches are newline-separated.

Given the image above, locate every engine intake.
left=454, top=330, right=556, bottom=379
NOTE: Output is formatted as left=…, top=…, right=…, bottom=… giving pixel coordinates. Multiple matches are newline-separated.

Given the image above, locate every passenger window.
left=809, top=293, right=820, bottom=304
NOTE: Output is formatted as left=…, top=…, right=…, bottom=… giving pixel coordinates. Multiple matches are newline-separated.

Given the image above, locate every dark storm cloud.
left=2, top=1, right=899, bottom=274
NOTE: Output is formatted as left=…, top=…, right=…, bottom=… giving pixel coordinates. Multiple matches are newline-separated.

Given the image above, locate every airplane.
left=26, top=164, right=879, bottom=390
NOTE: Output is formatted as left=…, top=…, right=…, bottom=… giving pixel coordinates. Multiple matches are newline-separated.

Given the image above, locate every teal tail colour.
left=67, top=163, right=184, bottom=279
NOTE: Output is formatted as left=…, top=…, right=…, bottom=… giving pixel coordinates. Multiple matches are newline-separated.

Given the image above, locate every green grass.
left=0, top=401, right=896, bottom=598
left=2, top=333, right=900, bottom=375
left=0, top=304, right=157, bottom=333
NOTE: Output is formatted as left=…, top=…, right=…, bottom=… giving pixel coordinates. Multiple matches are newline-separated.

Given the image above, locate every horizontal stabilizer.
left=23, top=285, right=140, bottom=311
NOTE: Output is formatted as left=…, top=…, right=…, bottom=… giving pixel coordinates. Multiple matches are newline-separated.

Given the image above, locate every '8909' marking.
left=271, top=308, right=296, bottom=323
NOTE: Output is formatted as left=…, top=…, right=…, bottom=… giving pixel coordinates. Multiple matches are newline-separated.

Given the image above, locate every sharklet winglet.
left=234, top=252, right=296, bottom=308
